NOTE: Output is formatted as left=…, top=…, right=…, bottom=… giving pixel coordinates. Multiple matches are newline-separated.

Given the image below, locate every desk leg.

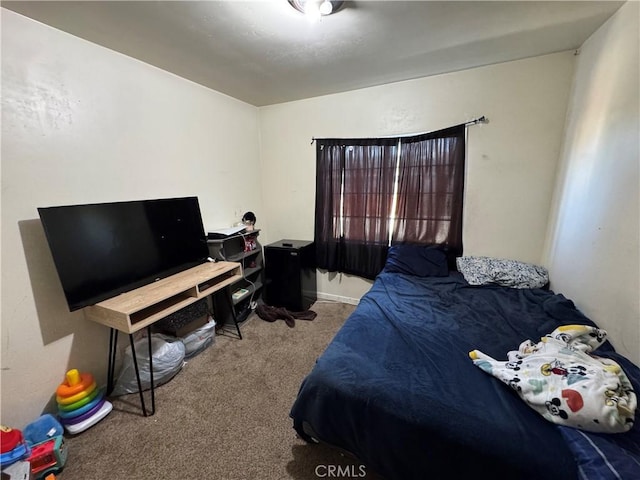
left=107, top=328, right=118, bottom=395
left=147, top=329, right=155, bottom=415
left=225, top=289, right=242, bottom=340
left=129, top=327, right=155, bottom=416
left=106, top=327, right=156, bottom=416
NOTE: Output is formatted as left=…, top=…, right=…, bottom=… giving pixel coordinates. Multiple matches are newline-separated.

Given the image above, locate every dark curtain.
left=342, top=139, right=398, bottom=278
left=315, top=124, right=465, bottom=279
left=315, top=138, right=398, bottom=278
left=315, top=140, right=344, bottom=272
left=393, top=125, right=466, bottom=265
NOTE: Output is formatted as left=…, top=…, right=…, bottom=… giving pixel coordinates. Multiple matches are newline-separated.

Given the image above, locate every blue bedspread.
left=290, top=272, right=640, bottom=479
left=558, top=352, right=640, bottom=480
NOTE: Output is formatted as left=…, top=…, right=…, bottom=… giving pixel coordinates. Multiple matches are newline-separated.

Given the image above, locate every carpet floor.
left=58, top=301, right=383, bottom=480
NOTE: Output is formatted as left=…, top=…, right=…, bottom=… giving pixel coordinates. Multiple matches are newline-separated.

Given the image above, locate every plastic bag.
left=180, top=317, right=216, bottom=359
left=112, top=334, right=185, bottom=396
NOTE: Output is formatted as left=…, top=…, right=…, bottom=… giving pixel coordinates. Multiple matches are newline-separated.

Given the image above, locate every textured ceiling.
left=2, top=1, right=625, bottom=106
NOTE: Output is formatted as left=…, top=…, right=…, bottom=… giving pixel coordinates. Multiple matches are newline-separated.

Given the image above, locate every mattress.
left=290, top=271, right=640, bottom=479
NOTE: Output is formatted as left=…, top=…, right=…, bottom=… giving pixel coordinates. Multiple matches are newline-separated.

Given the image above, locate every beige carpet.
left=59, top=301, right=383, bottom=480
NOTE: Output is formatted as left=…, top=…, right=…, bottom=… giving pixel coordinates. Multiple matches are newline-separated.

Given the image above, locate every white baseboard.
left=316, top=292, right=360, bottom=306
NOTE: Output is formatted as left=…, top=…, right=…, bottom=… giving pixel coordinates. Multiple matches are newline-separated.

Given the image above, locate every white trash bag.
left=112, top=333, right=185, bottom=396
left=180, top=317, right=216, bottom=359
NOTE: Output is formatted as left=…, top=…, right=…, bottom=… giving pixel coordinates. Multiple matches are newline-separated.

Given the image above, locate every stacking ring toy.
left=56, top=382, right=97, bottom=405
left=58, top=387, right=100, bottom=412
left=64, top=401, right=113, bottom=435
left=54, top=369, right=112, bottom=435
left=57, top=391, right=104, bottom=419
left=60, top=399, right=106, bottom=426
left=56, top=371, right=94, bottom=398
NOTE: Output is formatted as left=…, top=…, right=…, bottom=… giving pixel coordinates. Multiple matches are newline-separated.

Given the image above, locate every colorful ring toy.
left=57, top=387, right=100, bottom=412
left=56, top=372, right=94, bottom=398
left=57, top=391, right=104, bottom=419
left=56, top=382, right=97, bottom=405
left=64, top=401, right=113, bottom=435
left=60, top=399, right=106, bottom=426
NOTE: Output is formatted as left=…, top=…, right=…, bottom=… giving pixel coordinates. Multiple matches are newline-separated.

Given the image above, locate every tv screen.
left=38, top=196, right=209, bottom=311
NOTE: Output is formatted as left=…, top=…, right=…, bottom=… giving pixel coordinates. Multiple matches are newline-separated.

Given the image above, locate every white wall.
left=1, top=10, right=261, bottom=427
left=544, top=2, right=639, bottom=365
left=259, top=53, right=575, bottom=301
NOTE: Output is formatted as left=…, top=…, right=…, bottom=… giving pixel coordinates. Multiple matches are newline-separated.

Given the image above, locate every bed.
left=290, top=246, right=640, bottom=479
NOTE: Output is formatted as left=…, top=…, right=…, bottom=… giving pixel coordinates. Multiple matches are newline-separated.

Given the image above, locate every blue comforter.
left=290, top=272, right=640, bottom=479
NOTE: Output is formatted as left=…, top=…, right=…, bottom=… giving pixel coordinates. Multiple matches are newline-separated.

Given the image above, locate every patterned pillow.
left=456, top=256, right=548, bottom=289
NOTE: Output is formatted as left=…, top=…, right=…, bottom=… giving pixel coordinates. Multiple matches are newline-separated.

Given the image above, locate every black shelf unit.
left=207, top=229, right=263, bottom=326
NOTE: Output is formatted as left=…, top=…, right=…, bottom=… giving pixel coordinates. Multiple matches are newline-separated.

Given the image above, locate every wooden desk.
left=84, top=261, right=242, bottom=416
left=84, top=261, right=242, bottom=333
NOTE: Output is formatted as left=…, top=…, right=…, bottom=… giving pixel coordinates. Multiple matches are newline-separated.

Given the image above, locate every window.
left=315, top=125, right=465, bottom=279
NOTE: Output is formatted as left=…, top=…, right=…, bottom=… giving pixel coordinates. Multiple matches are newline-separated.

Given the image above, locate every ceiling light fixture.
left=319, top=1, right=333, bottom=15
left=288, top=0, right=345, bottom=20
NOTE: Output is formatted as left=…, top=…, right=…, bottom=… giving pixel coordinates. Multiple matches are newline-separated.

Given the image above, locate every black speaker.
left=265, top=240, right=316, bottom=311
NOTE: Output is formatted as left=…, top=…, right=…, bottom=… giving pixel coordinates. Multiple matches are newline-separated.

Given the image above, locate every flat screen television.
left=38, top=196, right=209, bottom=311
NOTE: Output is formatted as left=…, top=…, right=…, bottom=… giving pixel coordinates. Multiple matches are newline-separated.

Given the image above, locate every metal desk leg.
left=107, top=328, right=118, bottom=395
left=106, top=327, right=156, bottom=416
left=128, top=327, right=155, bottom=416
left=225, top=289, right=242, bottom=340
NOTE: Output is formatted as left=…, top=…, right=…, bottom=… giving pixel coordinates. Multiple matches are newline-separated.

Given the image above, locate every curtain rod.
left=465, top=115, right=488, bottom=126
left=310, top=115, right=488, bottom=144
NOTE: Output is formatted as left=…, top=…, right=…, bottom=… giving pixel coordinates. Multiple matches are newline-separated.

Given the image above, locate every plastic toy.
left=0, top=441, right=30, bottom=466
left=27, top=435, right=67, bottom=480
left=0, top=425, right=30, bottom=467
left=23, top=414, right=63, bottom=447
left=1, top=425, right=23, bottom=453
left=57, top=393, right=104, bottom=419
left=55, top=380, right=97, bottom=405
left=57, top=387, right=100, bottom=412
left=55, top=369, right=112, bottom=434
left=61, top=399, right=106, bottom=425
left=55, top=370, right=94, bottom=397
left=63, top=401, right=113, bottom=435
